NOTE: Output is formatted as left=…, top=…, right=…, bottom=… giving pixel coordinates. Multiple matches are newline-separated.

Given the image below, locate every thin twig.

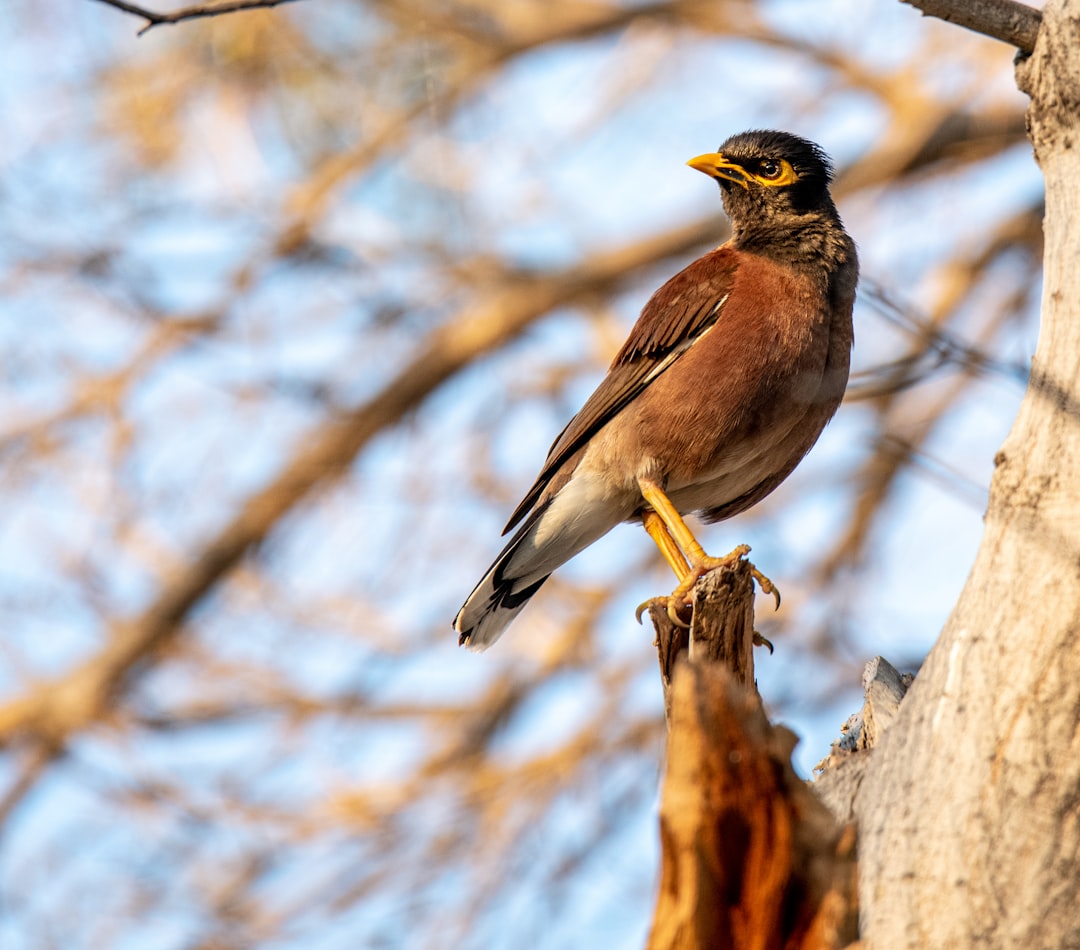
left=89, top=0, right=306, bottom=36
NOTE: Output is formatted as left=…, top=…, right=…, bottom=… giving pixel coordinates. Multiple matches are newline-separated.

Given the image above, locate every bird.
left=454, top=129, right=858, bottom=651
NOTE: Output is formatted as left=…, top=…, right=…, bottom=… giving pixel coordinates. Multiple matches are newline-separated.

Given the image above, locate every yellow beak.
left=686, top=152, right=751, bottom=189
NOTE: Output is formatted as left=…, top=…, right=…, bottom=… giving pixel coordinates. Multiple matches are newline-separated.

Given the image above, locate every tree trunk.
left=856, top=1, right=1080, bottom=945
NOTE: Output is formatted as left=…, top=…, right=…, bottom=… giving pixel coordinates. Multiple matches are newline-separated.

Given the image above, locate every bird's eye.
left=759, top=160, right=782, bottom=180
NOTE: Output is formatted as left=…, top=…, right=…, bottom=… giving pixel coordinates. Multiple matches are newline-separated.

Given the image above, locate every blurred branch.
left=0, top=217, right=718, bottom=763
left=0, top=745, right=55, bottom=834
left=89, top=0, right=306, bottom=35
left=815, top=200, right=1041, bottom=585
left=848, top=276, right=1032, bottom=400
left=900, top=0, right=1042, bottom=53
left=0, top=315, right=218, bottom=460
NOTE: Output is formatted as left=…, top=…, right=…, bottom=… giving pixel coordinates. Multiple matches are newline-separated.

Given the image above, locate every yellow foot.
left=749, top=565, right=782, bottom=611
left=686, top=545, right=781, bottom=610
left=634, top=544, right=781, bottom=627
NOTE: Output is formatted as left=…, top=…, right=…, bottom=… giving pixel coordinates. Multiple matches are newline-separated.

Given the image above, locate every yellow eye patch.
left=749, top=158, right=798, bottom=187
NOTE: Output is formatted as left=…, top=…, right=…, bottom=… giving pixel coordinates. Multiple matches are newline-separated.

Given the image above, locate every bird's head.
left=687, top=130, right=838, bottom=240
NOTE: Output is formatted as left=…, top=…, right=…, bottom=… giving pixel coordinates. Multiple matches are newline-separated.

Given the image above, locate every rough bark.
left=651, top=563, right=758, bottom=722
left=856, top=1, right=1080, bottom=945
left=813, top=658, right=913, bottom=826
left=647, top=660, right=859, bottom=950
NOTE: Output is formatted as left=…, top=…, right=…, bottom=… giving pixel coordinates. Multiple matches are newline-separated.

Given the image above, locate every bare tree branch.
left=648, top=660, right=858, bottom=950
left=89, top=0, right=307, bottom=35
left=900, top=0, right=1042, bottom=52
left=0, top=217, right=717, bottom=753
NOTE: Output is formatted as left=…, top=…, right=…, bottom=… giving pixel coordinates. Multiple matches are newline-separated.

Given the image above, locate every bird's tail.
left=454, top=479, right=623, bottom=651
left=453, top=499, right=557, bottom=651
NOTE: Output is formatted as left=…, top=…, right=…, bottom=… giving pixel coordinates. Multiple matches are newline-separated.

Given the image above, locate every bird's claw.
left=636, top=544, right=781, bottom=631
left=677, top=544, right=782, bottom=609
left=749, top=566, right=781, bottom=610
left=635, top=595, right=692, bottom=627
left=634, top=599, right=651, bottom=624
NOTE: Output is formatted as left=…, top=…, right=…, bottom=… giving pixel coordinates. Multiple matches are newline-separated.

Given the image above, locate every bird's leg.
left=635, top=477, right=780, bottom=626
left=636, top=511, right=693, bottom=626
left=642, top=509, right=691, bottom=579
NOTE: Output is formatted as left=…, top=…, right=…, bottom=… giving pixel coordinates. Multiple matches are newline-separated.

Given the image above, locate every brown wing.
left=503, top=247, right=739, bottom=533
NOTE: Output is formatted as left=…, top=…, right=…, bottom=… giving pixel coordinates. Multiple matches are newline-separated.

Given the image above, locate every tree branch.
left=646, top=565, right=857, bottom=947
left=0, top=217, right=719, bottom=755
left=813, top=657, right=914, bottom=824
left=647, top=661, right=858, bottom=950
left=900, top=0, right=1042, bottom=53
left=89, top=0, right=307, bottom=36
left=649, top=562, right=759, bottom=724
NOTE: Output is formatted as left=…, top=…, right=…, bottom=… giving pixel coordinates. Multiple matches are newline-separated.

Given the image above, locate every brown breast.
left=594, top=249, right=855, bottom=520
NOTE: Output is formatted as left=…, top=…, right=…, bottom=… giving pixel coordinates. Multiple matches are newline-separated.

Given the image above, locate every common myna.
left=454, top=129, right=858, bottom=651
